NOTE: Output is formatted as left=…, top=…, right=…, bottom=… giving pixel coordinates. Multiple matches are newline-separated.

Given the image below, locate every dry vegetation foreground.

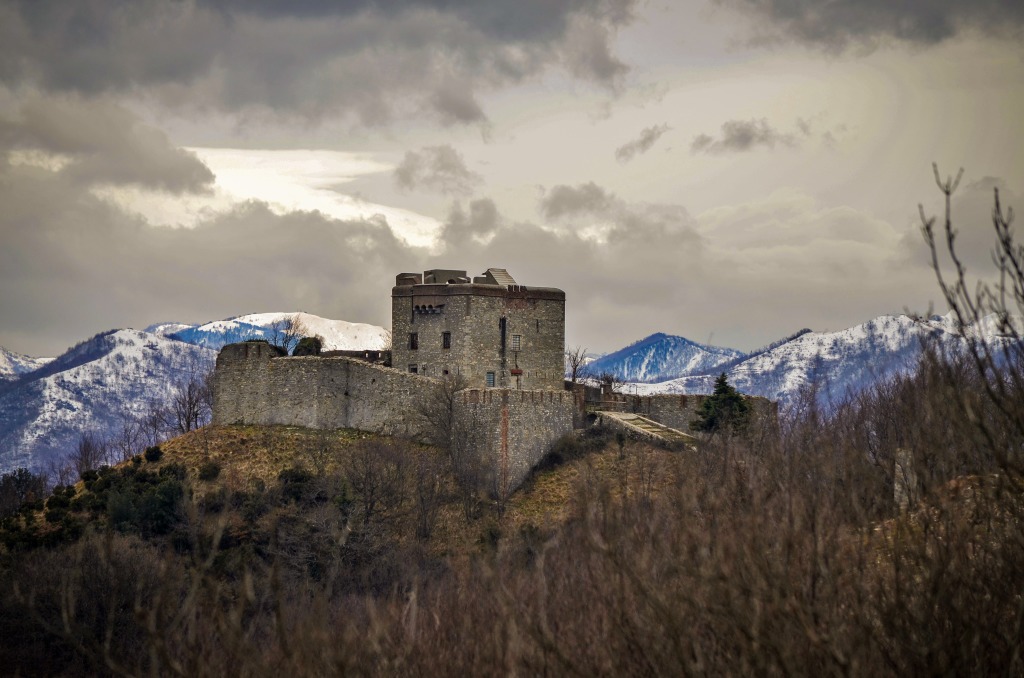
left=1, top=393, right=1023, bottom=676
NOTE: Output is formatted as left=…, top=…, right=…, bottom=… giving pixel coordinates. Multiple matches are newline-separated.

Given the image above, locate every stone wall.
left=392, top=283, right=565, bottom=390
left=213, top=342, right=432, bottom=437
left=452, top=387, right=574, bottom=495
left=590, top=392, right=777, bottom=432
left=212, top=341, right=573, bottom=492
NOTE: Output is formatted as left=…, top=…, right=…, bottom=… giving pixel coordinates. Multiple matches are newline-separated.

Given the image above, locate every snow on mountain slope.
left=233, top=312, right=390, bottom=351
left=0, top=347, right=53, bottom=381
left=0, top=330, right=215, bottom=474
left=165, top=312, right=390, bottom=352
left=631, top=313, right=1018, bottom=407
left=584, top=332, right=743, bottom=383
left=144, top=322, right=195, bottom=336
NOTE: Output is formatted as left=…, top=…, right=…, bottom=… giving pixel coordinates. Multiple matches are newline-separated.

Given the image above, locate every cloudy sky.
left=1, top=0, right=1022, bottom=357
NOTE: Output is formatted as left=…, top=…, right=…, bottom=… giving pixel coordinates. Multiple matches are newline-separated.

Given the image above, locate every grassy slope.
left=157, top=424, right=682, bottom=557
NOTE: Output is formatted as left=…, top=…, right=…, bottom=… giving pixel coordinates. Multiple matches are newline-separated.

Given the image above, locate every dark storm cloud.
left=690, top=119, right=795, bottom=154
left=443, top=198, right=501, bottom=241
left=0, top=97, right=214, bottom=193
left=718, top=0, right=1024, bottom=50
left=540, top=182, right=616, bottom=219
left=614, top=123, right=670, bottom=163
left=0, top=153, right=415, bottom=356
left=394, top=145, right=482, bottom=196
left=0, top=0, right=637, bottom=124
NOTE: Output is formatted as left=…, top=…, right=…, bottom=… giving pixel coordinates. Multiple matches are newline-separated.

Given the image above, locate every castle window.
left=511, top=334, right=521, bottom=351
left=486, top=371, right=496, bottom=387
left=409, top=332, right=418, bottom=350
left=409, top=364, right=418, bottom=374
left=442, top=331, right=451, bottom=349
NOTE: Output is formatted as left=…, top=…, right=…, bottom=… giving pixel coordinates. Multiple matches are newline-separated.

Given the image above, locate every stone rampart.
left=213, top=342, right=433, bottom=437
left=212, top=342, right=573, bottom=492
left=589, top=392, right=777, bottom=432
left=452, top=387, right=574, bottom=495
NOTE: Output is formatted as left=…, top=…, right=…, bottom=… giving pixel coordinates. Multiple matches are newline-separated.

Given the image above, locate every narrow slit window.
left=442, top=331, right=451, bottom=349
left=409, top=332, right=418, bottom=350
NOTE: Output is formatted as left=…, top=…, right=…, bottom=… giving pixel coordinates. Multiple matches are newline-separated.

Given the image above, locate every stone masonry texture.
left=392, top=283, right=565, bottom=390
left=452, top=387, right=574, bottom=495
left=212, top=341, right=573, bottom=493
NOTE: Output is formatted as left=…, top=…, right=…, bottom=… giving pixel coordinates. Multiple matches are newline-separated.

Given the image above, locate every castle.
left=211, top=267, right=775, bottom=495
left=212, top=268, right=575, bottom=494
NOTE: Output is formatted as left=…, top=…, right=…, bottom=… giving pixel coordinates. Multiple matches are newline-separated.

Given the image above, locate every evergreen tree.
left=689, top=373, right=750, bottom=434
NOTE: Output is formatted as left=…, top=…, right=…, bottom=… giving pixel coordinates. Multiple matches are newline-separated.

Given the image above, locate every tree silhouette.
left=690, top=373, right=750, bottom=434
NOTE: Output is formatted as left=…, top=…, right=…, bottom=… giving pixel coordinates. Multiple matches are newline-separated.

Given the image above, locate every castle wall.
left=392, top=284, right=565, bottom=390
left=212, top=342, right=572, bottom=492
left=452, top=387, right=574, bottom=495
left=213, top=342, right=432, bottom=437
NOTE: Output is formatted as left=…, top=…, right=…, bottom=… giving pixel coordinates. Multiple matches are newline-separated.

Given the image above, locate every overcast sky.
left=1, top=0, right=1022, bottom=357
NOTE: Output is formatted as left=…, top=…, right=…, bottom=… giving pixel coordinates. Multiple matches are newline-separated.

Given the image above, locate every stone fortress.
left=213, top=268, right=576, bottom=493
left=211, top=267, right=774, bottom=494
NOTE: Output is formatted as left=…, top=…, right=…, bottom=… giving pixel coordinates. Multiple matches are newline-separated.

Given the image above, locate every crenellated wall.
left=452, top=387, right=575, bottom=494
left=212, top=342, right=573, bottom=493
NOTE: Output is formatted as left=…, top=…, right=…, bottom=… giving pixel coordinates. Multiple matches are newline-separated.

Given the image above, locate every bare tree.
left=70, top=431, right=110, bottom=477
left=344, top=439, right=410, bottom=531
left=565, top=345, right=589, bottom=384
left=110, top=413, right=149, bottom=463
left=147, top=363, right=214, bottom=438
left=415, top=374, right=487, bottom=519
left=416, top=374, right=467, bottom=449
left=920, top=163, right=1024, bottom=468
left=268, top=314, right=309, bottom=355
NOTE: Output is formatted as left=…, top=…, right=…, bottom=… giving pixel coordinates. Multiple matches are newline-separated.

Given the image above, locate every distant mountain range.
left=0, top=313, right=389, bottom=475
left=584, top=333, right=743, bottom=383
left=0, top=347, right=53, bottom=381
left=627, top=314, right=1017, bottom=406
left=1, top=309, right=1018, bottom=476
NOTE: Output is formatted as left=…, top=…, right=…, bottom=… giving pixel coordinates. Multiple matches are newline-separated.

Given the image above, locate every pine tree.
left=689, top=373, right=750, bottom=434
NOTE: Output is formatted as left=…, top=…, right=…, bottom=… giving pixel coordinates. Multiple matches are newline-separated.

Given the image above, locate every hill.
left=0, top=347, right=52, bottom=382
left=159, top=311, right=390, bottom=352
left=0, top=330, right=215, bottom=475
left=584, top=332, right=742, bottom=383
left=631, top=312, right=1020, bottom=406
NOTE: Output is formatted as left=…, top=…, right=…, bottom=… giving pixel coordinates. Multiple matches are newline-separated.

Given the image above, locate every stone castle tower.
left=391, top=268, right=565, bottom=390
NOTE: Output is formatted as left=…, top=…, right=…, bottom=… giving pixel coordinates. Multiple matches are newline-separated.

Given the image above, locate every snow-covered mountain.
left=153, top=312, right=390, bottom=352
left=630, top=313, right=1019, bottom=407
left=0, top=330, right=216, bottom=474
left=0, top=311, right=389, bottom=475
left=0, top=347, right=53, bottom=381
left=584, top=333, right=743, bottom=383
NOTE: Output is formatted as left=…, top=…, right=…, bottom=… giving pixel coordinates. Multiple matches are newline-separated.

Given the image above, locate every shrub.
left=158, top=463, right=187, bottom=481
left=278, top=466, right=314, bottom=503
left=197, top=460, right=221, bottom=481
left=292, top=336, right=323, bottom=356
left=46, top=493, right=70, bottom=511
left=144, top=446, right=163, bottom=462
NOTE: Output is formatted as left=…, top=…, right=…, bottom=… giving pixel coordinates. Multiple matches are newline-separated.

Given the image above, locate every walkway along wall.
left=212, top=342, right=573, bottom=493
left=586, top=390, right=777, bottom=432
